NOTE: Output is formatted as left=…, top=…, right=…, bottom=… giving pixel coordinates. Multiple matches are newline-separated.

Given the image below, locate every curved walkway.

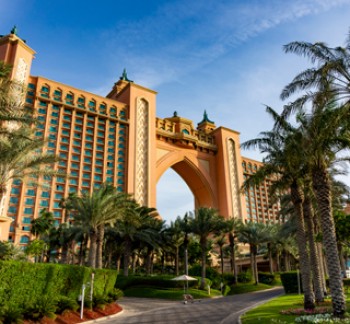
left=99, top=287, right=283, bottom=324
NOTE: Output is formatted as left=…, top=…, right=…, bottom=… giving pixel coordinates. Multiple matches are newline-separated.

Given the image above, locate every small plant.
left=108, top=288, right=124, bottom=301
left=0, top=302, right=23, bottom=324
left=56, top=295, right=79, bottom=314
left=93, top=294, right=108, bottom=309
left=23, top=295, right=57, bottom=320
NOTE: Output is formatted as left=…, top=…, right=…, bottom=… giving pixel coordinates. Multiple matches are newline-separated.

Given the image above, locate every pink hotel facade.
left=0, top=29, right=281, bottom=245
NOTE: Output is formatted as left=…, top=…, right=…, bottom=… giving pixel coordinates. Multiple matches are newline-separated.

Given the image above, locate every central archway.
left=156, top=150, right=217, bottom=214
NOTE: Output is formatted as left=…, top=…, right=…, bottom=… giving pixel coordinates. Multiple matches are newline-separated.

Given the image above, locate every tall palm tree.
left=188, top=207, right=224, bottom=289
left=68, top=184, right=131, bottom=268
left=223, top=217, right=242, bottom=284
left=237, top=222, right=268, bottom=285
left=241, top=106, right=316, bottom=309
left=167, top=217, right=184, bottom=276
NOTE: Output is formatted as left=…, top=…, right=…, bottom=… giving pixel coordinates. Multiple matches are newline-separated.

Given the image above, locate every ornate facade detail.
left=227, top=139, right=241, bottom=219
left=135, top=98, right=149, bottom=205
left=15, top=58, right=27, bottom=83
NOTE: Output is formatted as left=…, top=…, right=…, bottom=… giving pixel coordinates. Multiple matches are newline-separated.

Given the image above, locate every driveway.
left=99, top=287, right=283, bottom=324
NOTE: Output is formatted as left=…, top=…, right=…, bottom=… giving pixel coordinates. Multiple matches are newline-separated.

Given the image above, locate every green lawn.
left=228, top=283, right=275, bottom=295
left=241, top=293, right=350, bottom=324
left=241, top=294, right=304, bottom=323
left=123, top=287, right=222, bottom=300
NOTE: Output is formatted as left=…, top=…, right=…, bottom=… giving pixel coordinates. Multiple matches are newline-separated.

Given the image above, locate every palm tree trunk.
left=317, top=243, right=327, bottom=294
left=220, top=246, right=224, bottom=278
left=88, top=230, right=98, bottom=268
left=252, top=245, right=258, bottom=285
left=303, top=197, right=324, bottom=302
left=268, top=243, right=274, bottom=274
left=200, top=239, right=207, bottom=289
left=96, top=224, right=105, bottom=269
left=175, top=246, right=179, bottom=276
left=229, top=234, right=237, bottom=284
left=123, top=238, right=131, bottom=276
left=312, top=168, right=346, bottom=317
left=290, top=182, right=315, bottom=310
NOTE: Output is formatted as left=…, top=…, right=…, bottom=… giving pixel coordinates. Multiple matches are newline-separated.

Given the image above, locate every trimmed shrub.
left=23, top=295, right=57, bottom=320
left=237, top=269, right=252, bottom=283
left=0, top=302, right=23, bottom=324
left=258, top=272, right=276, bottom=285
left=280, top=271, right=302, bottom=293
left=222, top=273, right=236, bottom=285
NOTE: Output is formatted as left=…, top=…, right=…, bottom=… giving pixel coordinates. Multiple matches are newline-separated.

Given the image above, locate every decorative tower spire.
left=119, top=68, right=133, bottom=82
left=10, top=25, right=18, bottom=35
left=199, top=110, right=214, bottom=124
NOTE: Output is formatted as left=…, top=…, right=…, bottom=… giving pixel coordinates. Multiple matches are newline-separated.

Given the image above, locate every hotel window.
left=108, top=140, right=114, bottom=146
left=77, top=96, right=85, bottom=108
left=86, top=135, right=93, bottom=141
left=84, top=157, right=92, bottom=164
left=20, top=236, right=30, bottom=244
left=71, top=170, right=78, bottom=176
left=95, top=160, right=103, bottom=166
left=59, top=161, right=67, bottom=167
left=76, top=112, right=83, bottom=117
left=56, top=185, right=64, bottom=191
left=110, top=107, right=117, bottom=117
left=73, top=140, right=81, bottom=146
left=74, top=132, right=81, bottom=138
left=55, top=193, right=63, bottom=199
left=8, top=206, right=17, bottom=213
left=25, top=198, right=35, bottom=205
left=119, top=110, right=126, bottom=119
left=75, top=118, right=83, bottom=125
left=22, top=217, right=32, bottom=224
left=28, top=83, right=36, bottom=89
left=54, top=89, right=62, bottom=101
left=26, top=189, right=36, bottom=196
left=10, top=197, right=18, bottom=204
left=71, top=155, right=79, bottom=161
left=71, top=162, right=79, bottom=169
left=40, top=85, right=49, bottom=98
left=60, top=153, right=68, bottom=159
left=51, top=119, right=58, bottom=125
left=11, top=188, right=20, bottom=194
left=56, top=177, right=65, bottom=183
left=86, top=129, right=93, bottom=135
left=26, top=98, right=33, bottom=104
left=38, top=108, right=46, bottom=114
left=85, top=150, right=92, bottom=156
left=53, top=211, right=61, bottom=218
left=63, top=115, right=71, bottom=121
left=85, top=143, right=93, bottom=149
left=100, top=104, right=107, bottom=114
left=63, top=122, right=71, bottom=129
left=61, top=137, right=69, bottom=143
left=117, top=179, right=123, bottom=184
left=53, top=201, right=60, bottom=208
left=108, top=134, right=115, bottom=139
left=24, top=207, right=33, bottom=214
left=42, top=191, right=50, bottom=198
left=97, top=138, right=104, bottom=144
left=70, top=179, right=78, bottom=185
left=107, top=169, right=113, bottom=175
left=72, top=147, right=80, bottom=154
left=88, top=116, right=94, bottom=121
left=82, top=181, right=90, bottom=186
left=87, top=121, right=94, bottom=127
left=50, top=126, right=57, bottom=132
left=60, top=145, right=68, bottom=151
left=107, top=155, right=113, bottom=161
left=95, top=167, right=102, bottom=173
left=69, top=187, right=77, bottom=193
left=35, top=131, right=43, bottom=137
left=98, top=131, right=105, bottom=136
left=106, top=177, right=113, bottom=183
left=52, top=104, right=60, bottom=111
left=88, top=100, right=96, bottom=111
left=97, top=145, right=104, bottom=151
left=40, top=200, right=49, bottom=207
left=66, top=93, right=74, bottom=105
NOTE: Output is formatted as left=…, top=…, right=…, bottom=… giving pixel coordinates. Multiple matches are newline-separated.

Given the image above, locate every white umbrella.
left=171, top=274, right=198, bottom=293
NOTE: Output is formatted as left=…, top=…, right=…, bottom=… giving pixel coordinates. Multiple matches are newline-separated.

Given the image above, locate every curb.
left=82, top=308, right=124, bottom=324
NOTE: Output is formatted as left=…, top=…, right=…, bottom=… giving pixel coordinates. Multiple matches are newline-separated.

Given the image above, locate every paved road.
left=101, top=287, right=283, bottom=324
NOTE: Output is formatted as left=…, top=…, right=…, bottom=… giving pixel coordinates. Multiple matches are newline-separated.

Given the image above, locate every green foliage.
left=258, top=272, right=276, bottom=285
left=24, top=239, right=46, bottom=258
left=189, top=264, right=220, bottom=287
left=0, top=261, right=118, bottom=319
left=93, top=294, right=108, bottom=309
left=237, top=269, right=253, bottom=283
left=0, top=302, right=23, bottom=324
left=56, top=296, right=79, bottom=314
left=222, top=273, right=236, bottom=285
left=280, top=271, right=302, bottom=293
left=23, top=295, right=57, bottom=320
left=107, top=288, right=124, bottom=301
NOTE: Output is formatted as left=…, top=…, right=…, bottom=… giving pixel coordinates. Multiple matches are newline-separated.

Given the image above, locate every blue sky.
left=2, top=0, right=350, bottom=223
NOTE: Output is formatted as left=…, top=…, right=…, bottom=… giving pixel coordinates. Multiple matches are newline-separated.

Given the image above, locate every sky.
left=2, top=0, right=350, bottom=223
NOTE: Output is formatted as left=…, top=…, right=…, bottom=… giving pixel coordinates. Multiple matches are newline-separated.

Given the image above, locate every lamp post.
left=184, top=213, right=189, bottom=291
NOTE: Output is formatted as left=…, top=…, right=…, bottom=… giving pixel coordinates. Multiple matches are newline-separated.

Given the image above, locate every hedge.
left=280, top=271, right=302, bottom=293
left=0, top=261, right=118, bottom=312
left=258, top=272, right=276, bottom=285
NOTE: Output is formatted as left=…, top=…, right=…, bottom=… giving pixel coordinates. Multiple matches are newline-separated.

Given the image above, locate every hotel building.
left=0, top=29, right=280, bottom=246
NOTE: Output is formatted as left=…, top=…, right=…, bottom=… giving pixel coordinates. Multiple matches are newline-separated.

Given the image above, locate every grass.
left=228, top=282, right=275, bottom=295
left=123, top=287, right=222, bottom=300
left=241, top=293, right=350, bottom=324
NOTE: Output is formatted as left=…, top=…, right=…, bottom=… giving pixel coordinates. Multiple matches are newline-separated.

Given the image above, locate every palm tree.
left=237, top=222, right=268, bottom=285
left=241, top=107, right=316, bottom=309
left=0, top=127, right=61, bottom=205
left=68, top=184, right=131, bottom=268
left=280, top=33, right=350, bottom=118
left=215, top=233, right=227, bottom=280
left=167, top=217, right=184, bottom=276
left=188, top=207, right=224, bottom=289
left=223, top=217, right=242, bottom=284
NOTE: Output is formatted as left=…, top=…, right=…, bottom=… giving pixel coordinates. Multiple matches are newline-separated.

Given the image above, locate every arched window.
left=20, top=236, right=30, bottom=244
left=53, top=88, right=62, bottom=101
left=40, top=84, right=50, bottom=98
left=65, top=92, right=74, bottom=105
left=77, top=96, right=85, bottom=108
left=182, top=129, right=190, bottom=135
left=88, top=99, right=96, bottom=112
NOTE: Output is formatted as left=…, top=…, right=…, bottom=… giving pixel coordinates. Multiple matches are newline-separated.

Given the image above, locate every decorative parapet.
left=156, top=117, right=217, bottom=153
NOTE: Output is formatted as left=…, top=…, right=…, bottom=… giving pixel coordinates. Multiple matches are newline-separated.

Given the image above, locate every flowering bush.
left=295, top=314, right=350, bottom=323
left=280, top=307, right=330, bottom=315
